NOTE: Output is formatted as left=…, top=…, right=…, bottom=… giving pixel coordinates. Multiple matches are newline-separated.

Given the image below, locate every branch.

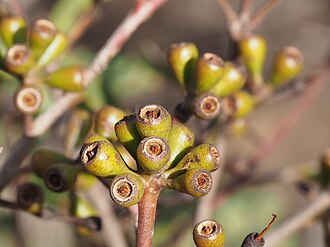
left=265, top=191, right=330, bottom=247
left=136, top=178, right=161, bottom=247
left=3, top=0, right=26, bottom=18
left=83, top=182, right=128, bottom=247
left=217, top=0, right=238, bottom=23
left=249, top=59, right=330, bottom=166
left=250, top=0, right=281, bottom=29
left=0, top=136, right=39, bottom=192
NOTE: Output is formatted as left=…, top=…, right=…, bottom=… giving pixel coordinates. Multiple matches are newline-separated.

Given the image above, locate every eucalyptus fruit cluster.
left=80, top=104, right=221, bottom=207
left=0, top=16, right=86, bottom=115
left=168, top=42, right=255, bottom=123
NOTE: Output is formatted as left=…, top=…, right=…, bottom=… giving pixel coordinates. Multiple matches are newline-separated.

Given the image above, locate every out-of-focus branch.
left=3, top=0, right=26, bottom=18
left=265, top=191, right=330, bottom=247
left=83, top=182, right=128, bottom=247
left=249, top=59, right=330, bottom=167
left=217, top=0, right=238, bottom=23
left=0, top=136, right=39, bottom=192
left=250, top=0, right=281, bottom=29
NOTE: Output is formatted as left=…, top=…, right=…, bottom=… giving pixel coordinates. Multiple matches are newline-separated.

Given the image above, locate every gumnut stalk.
left=193, top=219, right=225, bottom=247
left=240, top=214, right=277, bottom=247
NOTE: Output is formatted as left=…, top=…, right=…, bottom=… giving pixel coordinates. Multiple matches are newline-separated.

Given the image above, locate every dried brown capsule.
left=14, top=86, right=43, bottom=114
left=192, top=93, right=221, bottom=120
left=193, top=219, right=225, bottom=247
left=110, top=173, right=144, bottom=207
left=16, top=183, right=43, bottom=215
left=241, top=214, right=277, bottom=247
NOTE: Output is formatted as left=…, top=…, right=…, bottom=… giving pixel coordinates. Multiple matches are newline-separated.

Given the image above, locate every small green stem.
left=136, top=178, right=161, bottom=247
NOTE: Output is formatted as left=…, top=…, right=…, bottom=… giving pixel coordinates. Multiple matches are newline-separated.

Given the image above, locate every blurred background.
left=0, top=0, right=330, bottom=246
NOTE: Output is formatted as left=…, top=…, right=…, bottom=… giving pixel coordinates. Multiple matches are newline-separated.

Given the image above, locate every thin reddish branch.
left=137, top=179, right=161, bottom=247
left=250, top=0, right=281, bottom=29
left=217, top=0, right=238, bottom=23
left=4, top=0, right=26, bottom=18
left=249, top=60, right=330, bottom=166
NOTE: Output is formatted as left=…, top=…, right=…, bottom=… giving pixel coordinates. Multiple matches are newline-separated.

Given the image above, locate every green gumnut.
left=135, top=104, right=171, bottom=139
left=0, top=16, right=27, bottom=48
left=31, top=149, right=73, bottom=177
left=94, top=105, right=126, bottom=141
left=270, top=46, right=303, bottom=87
left=14, top=85, right=43, bottom=114
left=35, top=31, right=68, bottom=69
left=30, top=19, right=57, bottom=59
left=165, top=143, right=221, bottom=178
left=210, top=62, right=246, bottom=97
left=193, top=53, right=225, bottom=94
left=16, top=183, right=44, bottom=215
left=71, top=195, right=97, bottom=218
left=165, top=119, right=195, bottom=169
left=83, top=133, right=109, bottom=144
left=44, top=164, right=81, bottom=193
left=115, top=115, right=141, bottom=159
left=191, top=92, right=221, bottom=120
left=193, top=220, right=225, bottom=247
left=167, top=42, right=199, bottom=89
left=109, top=172, right=145, bottom=207
left=5, top=45, right=34, bottom=75
left=45, top=65, right=86, bottom=91
left=165, top=168, right=212, bottom=197
left=239, top=34, right=267, bottom=87
left=137, top=136, right=170, bottom=174
left=222, top=91, right=255, bottom=119
left=80, top=138, right=130, bottom=177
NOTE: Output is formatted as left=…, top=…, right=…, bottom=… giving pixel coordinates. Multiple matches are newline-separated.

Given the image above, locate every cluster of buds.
left=80, top=104, right=221, bottom=207
left=0, top=16, right=86, bottom=114
left=239, top=34, right=304, bottom=90
left=167, top=42, right=255, bottom=123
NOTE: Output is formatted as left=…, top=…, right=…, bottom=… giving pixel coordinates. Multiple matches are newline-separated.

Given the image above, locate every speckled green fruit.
left=83, top=133, right=109, bottom=145
left=165, top=144, right=221, bottom=178
left=0, top=16, right=27, bottom=48
left=270, top=46, right=303, bottom=87
left=210, top=62, right=246, bottom=97
left=31, top=149, right=73, bottom=177
left=239, top=34, right=267, bottom=87
left=167, top=42, right=198, bottom=89
left=5, top=45, right=34, bottom=75
left=80, top=139, right=130, bottom=178
left=137, top=136, right=170, bottom=174
left=44, top=164, right=80, bottom=193
left=193, top=53, right=224, bottom=94
left=30, top=19, right=57, bottom=59
left=45, top=65, right=86, bottom=91
left=165, top=168, right=212, bottom=197
left=110, top=173, right=145, bottom=207
left=35, top=31, right=67, bottom=69
left=135, top=104, right=171, bottom=139
left=193, top=220, right=225, bottom=247
left=165, top=119, right=194, bottom=169
left=115, top=115, right=141, bottom=159
left=94, top=105, right=126, bottom=141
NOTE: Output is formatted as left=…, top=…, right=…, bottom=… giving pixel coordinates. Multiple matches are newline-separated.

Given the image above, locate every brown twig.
left=250, top=0, right=281, bottom=30
left=136, top=178, right=162, bottom=247
left=265, top=191, right=330, bottom=247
